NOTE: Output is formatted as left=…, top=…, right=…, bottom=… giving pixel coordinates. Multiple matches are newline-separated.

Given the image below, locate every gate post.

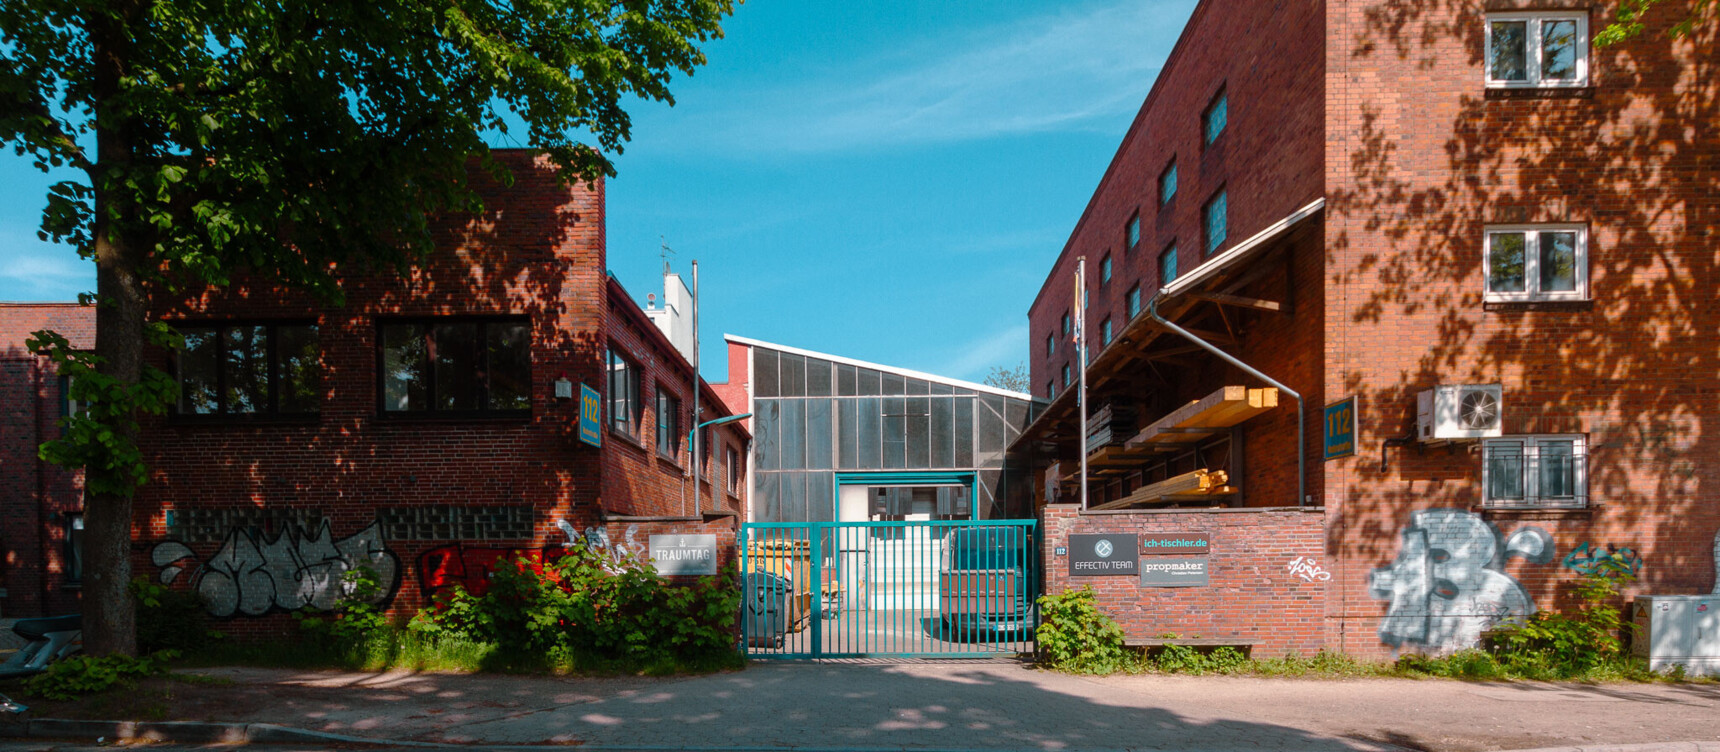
left=810, top=524, right=823, bottom=658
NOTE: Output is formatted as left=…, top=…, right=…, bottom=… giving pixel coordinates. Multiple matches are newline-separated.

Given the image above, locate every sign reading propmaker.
left=1140, top=533, right=1211, bottom=556
left=649, top=534, right=718, bottom=576
left=1139, top=558, right=1209, bottom=587
left=1068, top=534, right=1139, bottom=576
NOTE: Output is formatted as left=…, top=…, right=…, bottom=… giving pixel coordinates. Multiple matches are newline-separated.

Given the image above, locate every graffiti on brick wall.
left=1287, top=556, right=1332, bottom=582
left=152, top=519, right=401, bottom=618
left=1562, top=542, right=1644, bottom=576
left=1369, top=509, right=1554, bottom=652
left=417, top=520, right=645, bottom=598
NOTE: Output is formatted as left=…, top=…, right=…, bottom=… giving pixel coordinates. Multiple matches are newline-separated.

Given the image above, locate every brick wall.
left=1040, top=504, right=1328, bottom=657
left=124, top=150, right=744, bottom=635
left=1027, top=0, right=1326, bottom=401
left=1322, top=1, right=1720, bottom=656
left=0, top=304, right=95, bottom=618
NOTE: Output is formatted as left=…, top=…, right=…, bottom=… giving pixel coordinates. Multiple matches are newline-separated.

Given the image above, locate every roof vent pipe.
left=1146, top=293, right=1307, bottom=507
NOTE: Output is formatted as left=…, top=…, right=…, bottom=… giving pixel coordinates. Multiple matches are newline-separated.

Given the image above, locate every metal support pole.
left=691, top=260, right=701, bottom=516
left=1075, top=258, right=1089, bottom=510
left=1147, top=294, right=1306, bottom=507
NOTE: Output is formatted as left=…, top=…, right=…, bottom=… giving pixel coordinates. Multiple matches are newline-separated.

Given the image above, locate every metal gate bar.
left=741, top=520, right=1038, bottom=659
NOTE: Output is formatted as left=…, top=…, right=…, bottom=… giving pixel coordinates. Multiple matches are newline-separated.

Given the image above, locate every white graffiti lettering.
left=152, top=519, right=400, bottom=618
left=1369, top=510, right=1550, bottom=653
left=1287, top=556, right=1331, bottom=582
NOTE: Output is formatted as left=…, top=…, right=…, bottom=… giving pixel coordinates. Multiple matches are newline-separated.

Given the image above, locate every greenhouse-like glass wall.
left=749, top=345, right=1041, bottom=522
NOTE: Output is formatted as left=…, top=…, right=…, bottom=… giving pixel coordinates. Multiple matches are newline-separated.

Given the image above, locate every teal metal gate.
left=740, top=520, right=1038, bottom=658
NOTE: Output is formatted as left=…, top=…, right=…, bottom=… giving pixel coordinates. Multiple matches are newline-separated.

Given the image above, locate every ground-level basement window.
left=1482, top=435, right=1587, bottom=509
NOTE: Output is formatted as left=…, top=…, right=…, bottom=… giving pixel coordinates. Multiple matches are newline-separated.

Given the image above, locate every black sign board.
left=1068, top=534, right=1139, bottom=576
left=1140, top=533, right=1211, bottom=556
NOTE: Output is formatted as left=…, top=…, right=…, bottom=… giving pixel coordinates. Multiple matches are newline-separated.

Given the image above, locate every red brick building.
left=0, top=150, right=747, bottom=627
left=0, top=305, right=95, bottom=617
left=1022, top=0, right=1718, bottom=656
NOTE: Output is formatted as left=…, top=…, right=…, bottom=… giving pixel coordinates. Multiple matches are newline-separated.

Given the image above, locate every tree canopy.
left=1, top=0, right=733, bottom=655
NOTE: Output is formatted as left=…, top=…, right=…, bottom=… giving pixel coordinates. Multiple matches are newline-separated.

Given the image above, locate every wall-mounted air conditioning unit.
left=1416, top=384, right=1503, bottom=442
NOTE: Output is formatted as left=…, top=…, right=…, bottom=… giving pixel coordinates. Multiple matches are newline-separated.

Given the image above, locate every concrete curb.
left=1502, top=745, right=1720, bottom=752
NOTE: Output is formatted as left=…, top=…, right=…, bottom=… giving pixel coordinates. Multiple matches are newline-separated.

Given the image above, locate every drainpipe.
left=1147, top=294, right=1306, bottom=507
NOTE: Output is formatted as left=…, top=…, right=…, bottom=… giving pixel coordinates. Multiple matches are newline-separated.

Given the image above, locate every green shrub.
left=1035, top=587, right=1131, bottom=674
left=409, top=542, right=742, bottom=673
left=26, top=651, right=176, bottom=700
left=295, top=566, right=391, bottom=650
left=131, top=577, right=221, bottom=654
left=1482, top=552, right=1636, bottom=678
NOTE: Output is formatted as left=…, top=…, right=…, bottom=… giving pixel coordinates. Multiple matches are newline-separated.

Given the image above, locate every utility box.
left=1632, top=595, right=1720, bottom=676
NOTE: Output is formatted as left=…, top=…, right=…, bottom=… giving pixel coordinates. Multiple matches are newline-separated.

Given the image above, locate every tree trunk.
left=83, top=0, right=143, bottom=658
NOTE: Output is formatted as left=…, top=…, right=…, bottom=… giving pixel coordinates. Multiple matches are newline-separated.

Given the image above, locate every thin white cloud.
left=0, top=232, right=90, bottom=302
left=654, top=0, right=1195, bottom=154
left=932, top=324, right=1030, bottom=384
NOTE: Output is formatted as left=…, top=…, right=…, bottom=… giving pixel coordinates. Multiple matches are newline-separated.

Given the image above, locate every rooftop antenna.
left=659, top=236, right=676, bottom=275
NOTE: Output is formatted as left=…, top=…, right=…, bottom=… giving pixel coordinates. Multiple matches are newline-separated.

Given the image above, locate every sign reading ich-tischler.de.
left=578, top=383, right=602, bottom=447
left=649, top=534, right=718, bottom=576
left=1139, top=558, right=1209, bottom=587
left=1323, top=396, right=1356, bottom=460
left=1068, top=534, right=1139, bottom=576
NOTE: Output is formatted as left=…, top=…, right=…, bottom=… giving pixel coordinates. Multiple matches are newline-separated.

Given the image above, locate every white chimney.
left=644, top=266, right=697, bottom=364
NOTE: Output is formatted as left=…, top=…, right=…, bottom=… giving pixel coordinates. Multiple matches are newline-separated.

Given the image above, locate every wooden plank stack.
left=1126, top=386, right=1278, bottom=450
left=1091, top=469, right=1233, bottom=510
left=1085, top=401, right=1138, bottom=453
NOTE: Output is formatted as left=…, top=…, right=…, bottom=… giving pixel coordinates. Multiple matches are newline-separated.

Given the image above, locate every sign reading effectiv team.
left=1068, top=534, right=1139, bottom=576
left=649, top=534, right=718, bottom=576
left=1139, top=533, right=1210, bottom=555
left=1140, top=558, right=1209, bottom=587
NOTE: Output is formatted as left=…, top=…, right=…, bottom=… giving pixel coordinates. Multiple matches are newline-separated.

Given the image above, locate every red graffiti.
left=418, top=545, right=555, bottom=598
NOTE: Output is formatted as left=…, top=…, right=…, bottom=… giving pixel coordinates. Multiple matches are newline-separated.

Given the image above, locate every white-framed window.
left=1483, top=224, right=1588, bottom=302
left=1483, top=435, right=1587, bottom=509
left=1486, top=11, right=1589, bottom=88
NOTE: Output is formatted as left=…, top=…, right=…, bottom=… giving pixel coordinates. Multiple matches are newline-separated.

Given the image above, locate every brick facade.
left=0, top=304, right=94, bottom=618
left=1, top=151, right=747, bottom=629
left=1020, top=0, right=1720, bottom=657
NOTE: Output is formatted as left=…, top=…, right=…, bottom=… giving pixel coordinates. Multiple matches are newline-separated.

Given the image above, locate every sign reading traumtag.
left=650, top=534, right=718, bottom=576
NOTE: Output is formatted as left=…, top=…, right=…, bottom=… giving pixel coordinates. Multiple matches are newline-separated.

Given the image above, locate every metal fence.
left=740, top=520, right=1038, bottom=659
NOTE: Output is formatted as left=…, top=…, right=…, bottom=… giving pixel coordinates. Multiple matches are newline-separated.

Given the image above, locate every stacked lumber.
left=1084, top=402, right=1138, bottom=452
left=1092, top=469, right=1232, bottom=510
left=1126, top=386, right=1278, bottom=449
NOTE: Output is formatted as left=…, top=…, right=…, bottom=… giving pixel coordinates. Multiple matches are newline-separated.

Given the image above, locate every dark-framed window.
left=726, top=444, right=743, bottom=496
left=1204, top=90, right=1228, bottom=145
left=656, top=388, right=681, bottom=458
left=1127, top=284, right=1142, bottom=319
left=379, top=317, right=530, bottom=417
left=1045, top=333, right=1054, bottom=357
left=1204, top=190, right=1228, bottom=253
left=1101, top=317, right=1113, bottom=346
left=607, top=347, right=642, bottom=436
left=177, top=321, right=320, bottom=417
left=1160, top=160, right=1178, bottom=205
left=1161, top=244, right=1179, bottom=285
left=1100, top=253, right=1113, bottom=287
left=1126, top=214, right=1141, bottom=251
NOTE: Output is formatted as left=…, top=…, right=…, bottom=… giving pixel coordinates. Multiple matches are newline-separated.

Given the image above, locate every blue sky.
left=0, top=0, right=1196, bottom=384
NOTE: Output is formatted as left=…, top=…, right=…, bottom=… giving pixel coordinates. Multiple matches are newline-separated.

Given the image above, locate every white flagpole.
left=1075, top=257, right=1088, bottom=511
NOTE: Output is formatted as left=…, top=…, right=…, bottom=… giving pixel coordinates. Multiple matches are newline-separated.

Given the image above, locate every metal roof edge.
left=721, top=334, right=1034, bottom=401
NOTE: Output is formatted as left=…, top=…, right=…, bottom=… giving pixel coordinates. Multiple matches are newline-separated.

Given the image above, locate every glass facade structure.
left=746, top=343, right=1041, bottom=523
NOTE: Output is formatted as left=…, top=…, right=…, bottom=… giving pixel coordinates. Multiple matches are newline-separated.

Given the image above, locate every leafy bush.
left=409, top=542, right=742, bottom=673
left=131, top=577, right=220, bottom=654
left=1481, top=552, right=1636, bottom=678
left=26, top=651, right=175, bottom=700
left=1035, top=587, right=1130, bottom=674
left=1150, top=643, right=1250, bottom=675
left=295, top=566, right=391, bottom=650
